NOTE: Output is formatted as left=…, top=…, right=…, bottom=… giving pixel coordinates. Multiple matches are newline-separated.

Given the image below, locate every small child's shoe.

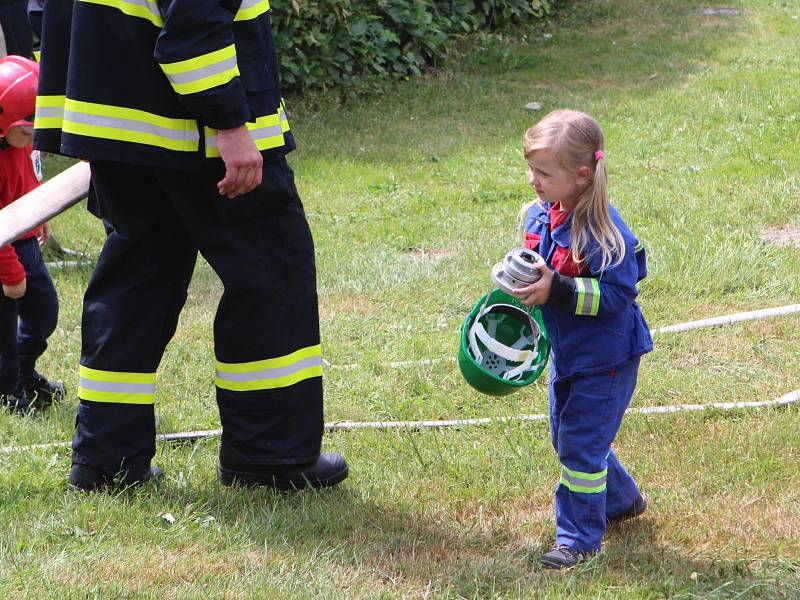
left=607, top=493, right=647, bottom=524
left=1, top=389, right=35, bottom=415
left=19, top=371, right=67, bottom=406
left=540, top=545, right=594, bottom=570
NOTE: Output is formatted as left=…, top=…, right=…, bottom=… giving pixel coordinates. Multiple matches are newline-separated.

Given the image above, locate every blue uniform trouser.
left=73, top=159, right=324, bottom=479
left=0, top=237, right=59, bottom=394
left=0, top=0, right=33, bottom=58
left=549, top=357, right=641, bottom=552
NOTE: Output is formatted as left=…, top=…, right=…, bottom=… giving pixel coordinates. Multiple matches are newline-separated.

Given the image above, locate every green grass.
left=2, top=0, right=800, bottom=597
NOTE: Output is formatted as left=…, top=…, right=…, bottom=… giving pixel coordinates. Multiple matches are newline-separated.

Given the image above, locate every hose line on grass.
left=1, top=304, right=798, bottom=454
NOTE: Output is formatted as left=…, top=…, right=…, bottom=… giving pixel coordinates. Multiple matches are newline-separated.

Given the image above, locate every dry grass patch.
left=763, top=223, right=800, bottom=249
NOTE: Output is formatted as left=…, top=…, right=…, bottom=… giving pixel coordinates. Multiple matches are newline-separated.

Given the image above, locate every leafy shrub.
left=270, top=0, right=557, bottom=93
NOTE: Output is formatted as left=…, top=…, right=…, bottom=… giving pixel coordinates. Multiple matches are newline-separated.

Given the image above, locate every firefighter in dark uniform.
left=32, top=0, right=349, bottom=491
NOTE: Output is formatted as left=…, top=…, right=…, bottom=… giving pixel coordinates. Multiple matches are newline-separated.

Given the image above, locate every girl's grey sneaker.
left=540, top=545, right=594, bottom=569
left=607, top=493, right=648, bottom=524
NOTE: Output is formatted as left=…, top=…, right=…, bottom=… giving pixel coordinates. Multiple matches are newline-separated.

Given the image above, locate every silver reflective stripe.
left=216, top=356, right=322, bottom=383
left=561, top=468, right=607, bottom=490
left=165, top=55, right=238, bottom=86
left=64, top=109, right=200, bottom=143
left=35, top=106, right=64, bottom=119
left=575, top=277, right=600, bottom=316
left=79, top=378, right=156, bottom=395
left=249, top=122, right=284, bottom=141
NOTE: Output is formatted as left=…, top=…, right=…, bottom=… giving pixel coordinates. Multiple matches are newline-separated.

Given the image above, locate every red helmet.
left=0, top=55, right=39, bottom=136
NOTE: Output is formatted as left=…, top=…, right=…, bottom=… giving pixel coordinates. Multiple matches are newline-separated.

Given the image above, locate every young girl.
left=512, top=109, right=652, bottom=569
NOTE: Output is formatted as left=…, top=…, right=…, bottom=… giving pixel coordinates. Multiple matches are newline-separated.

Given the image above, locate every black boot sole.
left=218, top=463, right=349, bottom=490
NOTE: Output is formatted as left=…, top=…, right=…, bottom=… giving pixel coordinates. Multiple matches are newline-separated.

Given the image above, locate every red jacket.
left=0, top=144, right=42, bottom=285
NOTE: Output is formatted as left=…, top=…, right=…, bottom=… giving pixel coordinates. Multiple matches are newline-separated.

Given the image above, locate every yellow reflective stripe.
left=160, top=44, right=240, bottom=95
left=78, top=365, right=156, bottom=405
left=77, top=0, right=164, bottom=27
left=63, top=98, right=200, bottom=152
left=235, top=0, right=269, bottom=21
left=217, top=344, right=321, bottom=374
left=215, top=344, right=322, bottom=391
left=203, top=106, right=288, bottom=158
left=34, top=95, right=66, bottom=130
left=575, top=277, right=601, bottom=316
left=33, top=50, right=41, bottom=62
left=560, top=465, right=608, bottom=494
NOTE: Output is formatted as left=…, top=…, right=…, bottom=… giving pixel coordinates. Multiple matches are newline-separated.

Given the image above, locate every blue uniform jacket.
left=524, top=202, right=653, bottom=381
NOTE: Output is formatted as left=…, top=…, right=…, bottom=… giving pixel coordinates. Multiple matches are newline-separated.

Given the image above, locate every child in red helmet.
left=0, top=55, right=65, bottom=413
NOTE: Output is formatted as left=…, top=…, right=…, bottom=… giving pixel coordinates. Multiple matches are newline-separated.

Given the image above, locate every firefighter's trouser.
left=549, top=357, right=641, bottom=552
left=72, top=159, right=324, bottom=479
left=0, top=237, right=59, bottom=393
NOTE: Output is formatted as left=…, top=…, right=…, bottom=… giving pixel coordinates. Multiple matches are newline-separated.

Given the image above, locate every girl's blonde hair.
left=521, top=109, right=624, bottom=272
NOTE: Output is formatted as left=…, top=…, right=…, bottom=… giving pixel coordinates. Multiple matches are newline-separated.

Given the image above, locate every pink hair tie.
left=594, top=150, right=604, bottom=161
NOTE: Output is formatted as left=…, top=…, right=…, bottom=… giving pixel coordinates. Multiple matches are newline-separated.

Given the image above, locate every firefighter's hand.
left=3, top=278, right=26, bottom=299
left=512, top=260, right=552, bottom=307
left=216, top=125, right=263, bottom=199
left=37, top=221, right=52, bottom=247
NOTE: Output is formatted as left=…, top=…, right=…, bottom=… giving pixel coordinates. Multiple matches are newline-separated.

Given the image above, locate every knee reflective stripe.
left=235, top=0, right=270, bottom=21
left=63, top=98, right=200, bottom=152
left=215, top=344, right=323, bottom=392
left=78, top=0, right=164, bottom=27
left=78, top=365, right=156, bottom=404
left=560, top=465, right=607, bottom=494
left=160, top=45, right=240, bottom=96
left=34, top=95, right=66, bottom=130
left=575, top=277, right=600, bottom=316
left=204, top=106, right=288, bottom=158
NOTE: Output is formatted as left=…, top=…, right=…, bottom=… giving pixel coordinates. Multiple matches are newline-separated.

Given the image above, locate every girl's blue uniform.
left=524, top=201, right=652, bottom=552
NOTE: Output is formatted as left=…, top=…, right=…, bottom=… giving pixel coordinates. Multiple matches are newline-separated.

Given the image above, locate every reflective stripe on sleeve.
left=62, top=99, right=200, bottom=152
left=78, top=365, right=156, bottom=404
left=215, top=344, right=323, bottom=392
left=34, top=95, right=66, bottom=130
left=235, top=0, right=270, bottom=21
left=575, top=277, right=600, bottom=316
left=560, top=465, right=607, bottom=494
left=204, top=105, right=289, bottom=158
left=77, top=0, right=164, bottom=27
left=160, top=44, right=240, bottom=95
left=634, top=241, right=644, bottom=252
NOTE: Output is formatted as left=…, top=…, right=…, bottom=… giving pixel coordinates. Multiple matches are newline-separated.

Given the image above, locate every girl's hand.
left=3, top=278, right=26, bottom=299
left=512, top=260, right=553, bottom=306
left=37, top=221, right=52, bottom=247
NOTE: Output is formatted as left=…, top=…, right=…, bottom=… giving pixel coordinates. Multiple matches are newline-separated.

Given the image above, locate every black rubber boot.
left=19, top=371, right=67, bottom=406
left=68, top=463, right=165, bottom=492
left=540, top=545, right=594, bottom=570
left=219, top=451, right=349, bottom=490
left=607, top=493, right=648, bottom=524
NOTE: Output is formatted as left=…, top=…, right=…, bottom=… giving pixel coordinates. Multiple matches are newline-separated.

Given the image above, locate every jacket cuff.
left=547, top=271, right=575, bottom=309
left=205, top=102, right=252, bottom=131
left=1, top=269, right=26, bottom=287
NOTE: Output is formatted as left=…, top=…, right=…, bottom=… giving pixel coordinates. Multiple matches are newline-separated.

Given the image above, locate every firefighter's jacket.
left=523, top=202, right=653, bottom=381
left=32, top=0, right=293, bottom=169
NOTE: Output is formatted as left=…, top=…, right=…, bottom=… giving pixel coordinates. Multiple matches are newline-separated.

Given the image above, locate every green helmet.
left=458, top=288, right=549, bottom=396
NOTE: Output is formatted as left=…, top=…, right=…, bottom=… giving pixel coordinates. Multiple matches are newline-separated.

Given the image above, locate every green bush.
left=270, top=0, right=557, bottom=93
